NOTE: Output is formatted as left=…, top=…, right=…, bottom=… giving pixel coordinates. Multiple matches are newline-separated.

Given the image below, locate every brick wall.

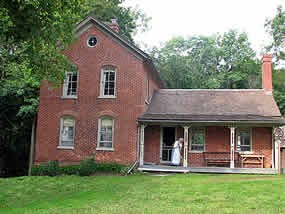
left=35, top=24, right=161, bottom=166
left=143, top=125, right=273, bottom=168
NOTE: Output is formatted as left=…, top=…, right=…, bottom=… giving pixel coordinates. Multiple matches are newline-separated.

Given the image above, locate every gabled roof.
left=74, top=15, right=164, bottom=87
left=138, top=89, right=285, bottom=125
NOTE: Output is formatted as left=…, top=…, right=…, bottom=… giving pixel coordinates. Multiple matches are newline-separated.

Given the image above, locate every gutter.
left=137, top=119, right=285, bottom=126
left=126, top=125, right=140, bottom=175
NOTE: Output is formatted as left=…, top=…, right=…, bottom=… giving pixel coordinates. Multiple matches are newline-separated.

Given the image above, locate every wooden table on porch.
left=240, top=154, right=264, bottom=168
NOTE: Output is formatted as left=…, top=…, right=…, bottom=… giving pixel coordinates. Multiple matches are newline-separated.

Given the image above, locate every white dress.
left=171, top=141, right=181, bottom=165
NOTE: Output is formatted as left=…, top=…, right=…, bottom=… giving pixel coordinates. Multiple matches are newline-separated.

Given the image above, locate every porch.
left=138, top=164, right=278, bottom=174
left=138, top=124, right=282, bottom=174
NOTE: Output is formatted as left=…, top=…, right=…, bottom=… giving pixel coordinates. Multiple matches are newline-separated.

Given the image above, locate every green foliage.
left=31, top=161, right=60, bottom=176
left=273, top=69, right=285, bottom=115
left=152, top=30, right=260, bottom=89
left=265, top=5, right=285, bottom=64
left=31, top=160, right=127, bottom=176
left=78, top=159, right=97, bottom=176
left=60, top=165, right=80, bottom=175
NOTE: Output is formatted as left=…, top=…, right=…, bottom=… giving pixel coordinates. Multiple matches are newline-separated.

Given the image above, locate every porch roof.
left=138, top=89, right=285, bottom=125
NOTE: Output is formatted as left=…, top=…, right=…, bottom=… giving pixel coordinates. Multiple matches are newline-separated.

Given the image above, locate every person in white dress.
left=171, top=138, right=183, bottom=165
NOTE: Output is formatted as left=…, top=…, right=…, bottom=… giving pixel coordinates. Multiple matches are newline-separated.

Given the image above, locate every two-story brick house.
left=35, top=16, right=285, bottom=174
left=34, top=16, right=163, bottom=166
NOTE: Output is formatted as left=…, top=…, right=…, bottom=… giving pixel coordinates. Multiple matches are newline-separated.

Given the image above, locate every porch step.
left=138, top=165, right=189, bottom=173
left=138, top=165, right=278, bottom=174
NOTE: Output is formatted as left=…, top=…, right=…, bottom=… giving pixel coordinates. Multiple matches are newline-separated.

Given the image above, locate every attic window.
left=87, top=36, right=97, bottom=47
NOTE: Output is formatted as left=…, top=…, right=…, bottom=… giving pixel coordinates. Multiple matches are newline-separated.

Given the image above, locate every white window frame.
left=189, top=127, right=205, bottom=153
left=99, top=66, right=116, bottom=98
left=236, top=128, right=252, bottom=153
left=62, top=71, right=78, bottom=98
left=58, top=116, right=75, bottom=149
left=96, top=117, right=114, bottom=151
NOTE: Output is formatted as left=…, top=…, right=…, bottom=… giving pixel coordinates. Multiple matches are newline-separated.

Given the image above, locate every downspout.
left=126, top=124, right=140, bottom=175
left=28, top=117, right=36, bottom=176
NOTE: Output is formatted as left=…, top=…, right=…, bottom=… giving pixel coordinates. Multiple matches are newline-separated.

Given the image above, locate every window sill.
left=61, top=96, right=78, bottom=99
left=96, top=147, right=114, bottom=151
left=238, top=151, right=253, bottom=154
left=189, top=151, right=204, bottom=153
left=57, top=145, right=74, bottom=150
left=97, top=96, right=116, bottom=99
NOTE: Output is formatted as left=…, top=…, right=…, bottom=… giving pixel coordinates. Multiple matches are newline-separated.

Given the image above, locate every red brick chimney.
left=109, top=19, right=119, bottom=33
left=262, top=54, right=273, bottom=94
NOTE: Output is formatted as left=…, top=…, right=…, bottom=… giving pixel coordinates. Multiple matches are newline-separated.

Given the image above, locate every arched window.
left=63, top=68, right=78, bottom=98
left=97, top=117, right=114, bottom=150
left=100, top=65, right=116, bottom=98
left=59, top=116, right=75, bottom=148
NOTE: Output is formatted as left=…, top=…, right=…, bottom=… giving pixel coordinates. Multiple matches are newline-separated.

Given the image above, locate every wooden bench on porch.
left=203, top=152, right=240, bottom=167
left=240, top=154, right=264, bottom=168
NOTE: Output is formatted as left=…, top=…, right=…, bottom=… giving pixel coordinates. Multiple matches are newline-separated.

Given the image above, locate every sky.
left=123, top=0, right=285, bottom=55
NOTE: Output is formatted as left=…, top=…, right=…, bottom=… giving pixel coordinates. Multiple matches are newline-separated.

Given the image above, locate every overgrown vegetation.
left=0, top=174, right=285, bottom=213
left=31, top=160, right=126, bottom=176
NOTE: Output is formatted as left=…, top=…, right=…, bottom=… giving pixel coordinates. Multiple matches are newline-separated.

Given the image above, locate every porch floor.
left=138, top=165, right=278, bottom=174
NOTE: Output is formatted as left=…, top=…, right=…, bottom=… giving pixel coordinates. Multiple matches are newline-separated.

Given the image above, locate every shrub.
left=95, top=163, right=126, bottom=174
left=31, top=160, right=60, bottom=176
left=31, top=160, right=128, bottom=176
left=78, top=159, right=96, bottom=176
left=60, top=165, right=80, bottom=175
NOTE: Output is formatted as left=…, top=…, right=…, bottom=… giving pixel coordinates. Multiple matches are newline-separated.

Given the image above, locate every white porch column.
left=183, top=126, right=189, bottom=167
left=229, top=127, right=236, bottom=168
left=139, top=124, right=146, bottom=166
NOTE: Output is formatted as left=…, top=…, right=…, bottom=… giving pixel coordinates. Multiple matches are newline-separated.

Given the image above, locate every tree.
left=265, top=5, right=285, bottom=64
left=152, top=30, right=260, bottom=89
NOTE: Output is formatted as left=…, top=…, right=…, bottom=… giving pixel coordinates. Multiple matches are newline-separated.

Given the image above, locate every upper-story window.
left=63, top=70, right=78, bottom=98
left=87, top=35, right=98, bottom=47
left=59, top=116, right=75, bottom=149
left=100, top=66, right=116, bottom=98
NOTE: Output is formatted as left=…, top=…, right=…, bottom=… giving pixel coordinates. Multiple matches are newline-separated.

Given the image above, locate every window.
left=100, top=66, right=116, bottom=97
left=236, top=128, right=251, bottom=152
left=97, top=117, right=114, bottom=149
left=87, top=36, right=97, bottom=47
left=190, top=128, right=205, bottom=151
left=63, top=71, right=78, bottom=97
left=59, top=117, right=75, bottom=148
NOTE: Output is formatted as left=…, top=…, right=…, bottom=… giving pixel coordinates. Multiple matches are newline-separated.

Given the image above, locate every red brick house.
left=34, top=16, right=285, bottom=174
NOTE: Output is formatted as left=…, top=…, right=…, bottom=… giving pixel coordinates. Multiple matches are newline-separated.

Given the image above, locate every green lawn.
left=0, top=173, right=285, bottom=213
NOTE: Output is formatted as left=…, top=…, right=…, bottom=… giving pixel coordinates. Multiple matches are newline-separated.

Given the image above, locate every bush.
left=31, top=160, right=128, bottom=176
left=95, top=163, right=124, bottom=173
left=31, top=160, right=60, bottom=176
left=78, top=159, right=96, bottom=176
left=60, top=165, right=80, bottom=175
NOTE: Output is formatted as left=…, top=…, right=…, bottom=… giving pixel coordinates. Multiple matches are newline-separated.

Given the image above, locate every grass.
left=0, top=173, right=285, bottom=213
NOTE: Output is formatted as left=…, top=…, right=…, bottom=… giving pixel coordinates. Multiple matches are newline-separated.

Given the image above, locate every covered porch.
left=137, top=89, right=285, bottom=174
left=137, top=123, right=282, bottom=174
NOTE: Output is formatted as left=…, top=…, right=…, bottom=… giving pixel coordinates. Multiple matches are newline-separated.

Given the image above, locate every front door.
left=161, top=127, right=176, bottom=162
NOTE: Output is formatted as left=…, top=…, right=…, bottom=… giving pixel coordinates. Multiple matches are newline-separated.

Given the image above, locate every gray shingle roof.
left=138, top=89, right=284, bottom=124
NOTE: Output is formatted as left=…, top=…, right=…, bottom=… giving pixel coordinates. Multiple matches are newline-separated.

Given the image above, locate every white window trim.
left=189, top=127, right=205, bottom=152
left=58, top=116, right=75, bottom=149
left=236, top=127, right=252, bottom=153
left=62, top=71, right=78, bottom=99
left=86, top=35, right=98, bottom=48
left=98, top=68, right=116, bottom=98
left=96, top=117, right=115, bottom=151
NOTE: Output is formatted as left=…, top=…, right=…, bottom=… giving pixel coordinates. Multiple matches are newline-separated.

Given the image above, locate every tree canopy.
left=151, top=30, right=261, bottom=90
